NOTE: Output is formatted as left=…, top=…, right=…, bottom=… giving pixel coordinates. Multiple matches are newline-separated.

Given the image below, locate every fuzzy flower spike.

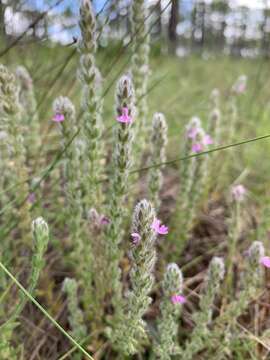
left=110, top=200, right=157, bottom=354
left=154, top=263, right=184, bottom=358
left=186, top=116, right=201, bottom=140
left=148, top=112, right=168, bottom=210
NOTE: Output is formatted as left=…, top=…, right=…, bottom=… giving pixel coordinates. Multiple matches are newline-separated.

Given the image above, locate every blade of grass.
left=130, top=132, right=270, bottom=174
left=57, top=335, right=92, bottom=360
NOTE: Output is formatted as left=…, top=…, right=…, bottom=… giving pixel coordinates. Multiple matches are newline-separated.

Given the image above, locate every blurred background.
left=1, top=0, right=270, bottom=192
left=1, top=0, right=270, bottom=58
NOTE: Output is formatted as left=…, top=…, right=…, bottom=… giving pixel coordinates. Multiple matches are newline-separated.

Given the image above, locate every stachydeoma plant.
left=62, top=278, right=87, bottom=360
left=153, top=263, right=185, bottom=359
left=0, top=64, right=32, bottom=247
left=130, top=0, right=151, bottom=153
left=182, top=257, right=225, bottom=360
left=148, top=112, right=168, bottom=211
left=171, top=117, right=213, bottom=254
left=78, top=0, right=104, bottom=211
left=1, top=1, right=269, bottom=359
left=16, top=65, right=40, bottom=162
left=108, top=199, right=158, bottom=354
left=105, top=74, right=135, bottom=310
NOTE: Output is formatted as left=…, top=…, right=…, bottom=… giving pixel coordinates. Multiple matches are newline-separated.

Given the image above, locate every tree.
left=261, top=0, right=270, bottom=57
left=209, top=0, right=230, bottom=52
left=191, top=0, right=207, bottom=52
left=168, top=0, right=179, bottom=51
left=0, top=0, right=6, bottom=41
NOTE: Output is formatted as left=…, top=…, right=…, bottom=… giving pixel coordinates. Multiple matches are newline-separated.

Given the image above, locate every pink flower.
left=116, top=107, right=132, bottom=124
left=100, top=216, right=110, bottom=226
left=53, top=113, right=65, bottom=122
left=260, top=256, right=270, bottom=268
left=203, top=134, right=213, bottom=146
left=152, top=218, right=168, bottom=235
left=131, top=233, right=141, bottom=245
left=186, top=126, right=199, bottom=140
left=231, top=184, right=246, bottom=202
left=192, top=143, right=203, bottom=153
left=171, top=294, right=186, bottom=305
left=232, top=75, right=247, bottom=95
left=237, top=83, right=246, bottom=94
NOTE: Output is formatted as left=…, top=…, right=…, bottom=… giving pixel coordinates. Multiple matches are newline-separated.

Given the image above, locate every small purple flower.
left=260, top=256, right=270, bottom=268
left=100, top=216, right=110, bottom=226
left=88, top=208, right=110, bottom=229
left=232, top=75, right=247, bottom=95
left=131, top=233, right=141, bottom=245
left=237, top=83, right=246, bottom=93
left=27, top=193, right=35, bottom=204
left=152, top=218, right=168, bottom=235
left=171, top=294, right=186, bottom=305
left=203, top=134, right=213, bottom=146
left=192, top=143, right=203, bottom=153
left=53, top=113, right=65, bottom=122
left=116, top=107, right=133, bottom=124
left=186, top=126, right=199, bottom=140
left=231, top=184, right=246, bottom=202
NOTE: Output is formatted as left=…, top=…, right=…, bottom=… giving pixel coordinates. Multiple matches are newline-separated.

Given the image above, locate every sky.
left=235, top=0, right=267, bottom=9
left=20, top=0, right=270, bottom=12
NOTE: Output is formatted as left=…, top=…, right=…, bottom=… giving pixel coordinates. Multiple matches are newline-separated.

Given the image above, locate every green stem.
left=131, top=133, right=270, bottom=174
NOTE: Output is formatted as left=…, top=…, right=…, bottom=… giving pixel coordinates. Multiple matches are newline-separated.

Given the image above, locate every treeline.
left=105, top=0, right=270, bottom=57
left=1, top=0, right=270, bottom=57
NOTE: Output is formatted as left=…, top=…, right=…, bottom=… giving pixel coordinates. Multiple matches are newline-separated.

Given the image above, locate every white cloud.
left=230, top=0, right=266, bottom=9
left=5, top=6, right=30, bottom=35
